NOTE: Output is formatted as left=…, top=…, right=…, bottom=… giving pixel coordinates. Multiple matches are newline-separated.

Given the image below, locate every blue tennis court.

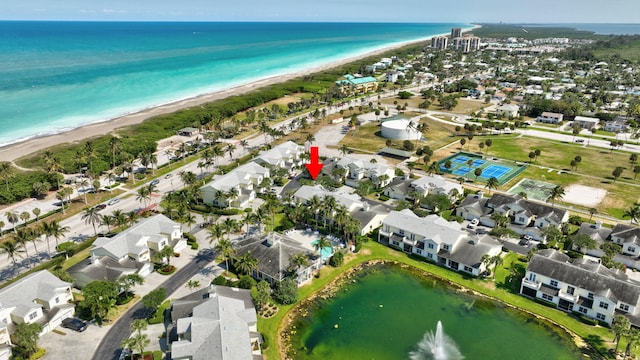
left=438, top=152, right=528, bottom=185
left=451, top=155, right=470, bottom=164
left=452, top=167, right=472, bottom=176
left=481, top=164, right=512, bottom=178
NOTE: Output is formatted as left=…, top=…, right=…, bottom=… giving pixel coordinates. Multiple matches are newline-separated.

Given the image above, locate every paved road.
left=91, top=248, right=216, bottom=360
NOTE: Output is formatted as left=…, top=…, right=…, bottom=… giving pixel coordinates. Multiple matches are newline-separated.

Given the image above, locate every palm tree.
left=32, top=208, right=41, bottom=222
left=214, top=238, right=236, bottom=274
left=289, top=253, right=309, bottom=274
left=19, top=211, right=30, bottom=228
left=5, top=211, right=19, bottom=233
left=490, top=255, right=503, bottom=279
left=207, top=223, right=224, bottom=245
left=612, top=315, right=631, bottom=354
left=47, top=220, right=69, bottom=249
left=226, top=143, right=236, bottom=160
left=235, top=252, right=258, bottom=276
left=14, top=228, right=34, bottom=268
left=313, top=237, right=332, bottom=255
left=136, top=186, right=151, bottom=208
left=623, top=203, right=640, bottom=224
left=548, top=185, right=565, bottom=208
left=485, top=177, right=499, bottom=194
left=588, top=208, right=598, bottom=222
left=109, top=136, right=120, bottom=170
left=156, top=245, right=175, bottom=267
left=122, top=333, right=150, bottom=360
left=339, top=145, right=350, bottom=157
left=0, top=240, right=23, bottom=273
left=0, top=162, right=13, bottom=192
left=82, top=207, right=102, bottom=235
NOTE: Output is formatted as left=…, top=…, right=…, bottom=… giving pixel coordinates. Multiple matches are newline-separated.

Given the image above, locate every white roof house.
left=91, top=214, right=183, bottom=263
left=253, top=141, right=303, bottom=170
left=200, top=162, right=270, bottom=208
left=378, top=209, right=501, bottom=276
left=410, top=174, right=463, bottom=197
left=0, top=270, right=74, bottom=338
left=294, top=185, right=364, bottom=212
left=496, top=104, right=520, bottom=118
left=169, top=286, right=260, bottom=360
left=70, top=214, right=184, bottom=287
left=335, top=157, right=395, bottom=188
left=573, top=116, right=600, bottom=129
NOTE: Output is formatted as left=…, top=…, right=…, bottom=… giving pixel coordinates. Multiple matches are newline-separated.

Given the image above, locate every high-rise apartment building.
left=451, top=27, right=462, bottom=39
left=431, top=36, right=449, bottom=50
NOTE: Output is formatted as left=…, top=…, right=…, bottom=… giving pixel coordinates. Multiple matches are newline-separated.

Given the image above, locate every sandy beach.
left=0, top=25, right=478, bottom=163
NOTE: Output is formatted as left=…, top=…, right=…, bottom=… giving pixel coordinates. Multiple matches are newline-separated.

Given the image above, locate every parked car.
left=107, top=198, right=120, bottom=206
left=150, top=179, right=160, bottom=186
left=62, top=318, right=88, bottom=332
left=94, top=204, right=107, bottom=210
left=118, top=348, right=131, bottom=360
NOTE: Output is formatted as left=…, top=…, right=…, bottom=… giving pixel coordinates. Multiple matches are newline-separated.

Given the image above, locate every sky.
left=2, top=0, right=640, bottom=23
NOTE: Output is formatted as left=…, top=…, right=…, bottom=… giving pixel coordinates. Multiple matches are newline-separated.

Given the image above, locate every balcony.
left=558, top=291, right=578, bottom=303
left=522, top=278, right=540, bottom=290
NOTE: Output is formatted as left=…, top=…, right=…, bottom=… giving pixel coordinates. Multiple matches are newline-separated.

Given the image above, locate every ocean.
left=0, top=21, right=464, bottom=147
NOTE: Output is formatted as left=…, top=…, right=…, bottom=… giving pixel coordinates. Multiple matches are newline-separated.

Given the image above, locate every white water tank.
left=381, top=119, right=421, bottom=140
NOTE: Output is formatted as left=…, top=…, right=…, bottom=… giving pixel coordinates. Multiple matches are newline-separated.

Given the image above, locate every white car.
left=107, top=198, right=120, bottom=206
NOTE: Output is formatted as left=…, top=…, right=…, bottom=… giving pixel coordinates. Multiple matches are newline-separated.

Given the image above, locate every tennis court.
left=439, top=152, right=527, bottom=185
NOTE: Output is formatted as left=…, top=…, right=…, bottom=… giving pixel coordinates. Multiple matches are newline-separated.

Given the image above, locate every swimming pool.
left=311, top=239, right=334, bottom=260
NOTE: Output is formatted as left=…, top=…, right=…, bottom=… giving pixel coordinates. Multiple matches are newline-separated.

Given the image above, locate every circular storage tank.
left=381, top=119, right=421, bottom=140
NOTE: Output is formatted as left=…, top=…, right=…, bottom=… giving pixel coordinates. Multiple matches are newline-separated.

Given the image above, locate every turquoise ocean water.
left=0, top=21, right=464, bottom=147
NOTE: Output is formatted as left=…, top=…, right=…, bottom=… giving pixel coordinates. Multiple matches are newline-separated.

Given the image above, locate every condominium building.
left=431, top=36, right=448, bottom=50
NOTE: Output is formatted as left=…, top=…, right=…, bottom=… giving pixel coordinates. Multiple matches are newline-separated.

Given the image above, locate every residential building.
left=69, top=214, right=185, bottom=287
left=382, top=174, right=462, bottom=201
left=468, top=86, right=485, bottom=98
left=603, top=119, right=629, bottom=133
left=253, top=141, right=303, bottom=171
left=378, top=209, right=501, bottom=276
left=385, top=70, right=403, bottom=83
left=573, top=116, right=600, bottom=129
left=431, top=36, right=448, bottom=50
left=521, top=249, right=640, bottom=326
left=455, top=193, right=569, bottom=241
left=334, top=157, right=395, bottom=189
left=335, top=74, right=378, bottom=96
left=176, top=127, right=200, bottom=137
left=293, top=185, right=388, bottom=235
left=536, top=112, right=564, bottom=124
left=451, top=27, right=462, bottom=39
left=234, top=232, right=323, bottom=286
left=452, top=36, right=481, bottom=53
left=200, top=162, right=270, bottom=208
left=496, top=104, right=520, bottom=118
left=0, top=270, right=74, bottom=340
left=168, top=285, right=261, bottom=360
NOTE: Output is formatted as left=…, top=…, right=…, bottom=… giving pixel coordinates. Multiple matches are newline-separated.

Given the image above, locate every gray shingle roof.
left=170, top=286, right=257, bottom=360
left=441, top=236, right=502, bottom=268
left=383, top=209, right=465, bottom=243
left=235, top=233, right=319, bottom=283
left=528, top=251, right=640, bottom=305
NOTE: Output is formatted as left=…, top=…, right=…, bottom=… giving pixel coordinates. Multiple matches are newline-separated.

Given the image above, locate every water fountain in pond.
left=409, top=321, right=464, bottom=360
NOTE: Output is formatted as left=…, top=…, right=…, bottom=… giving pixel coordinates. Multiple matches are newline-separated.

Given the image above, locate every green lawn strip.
left=260, top=241, right=616, bottom=359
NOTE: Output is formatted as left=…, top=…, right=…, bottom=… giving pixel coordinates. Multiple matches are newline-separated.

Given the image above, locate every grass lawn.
left=259, top=241, right=617, bottom=359
left=433, top=135, right=640, bottom=216
left=380, top=96, right=489, bottom=116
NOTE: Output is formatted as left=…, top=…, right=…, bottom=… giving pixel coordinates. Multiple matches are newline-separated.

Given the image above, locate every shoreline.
left=0, top=24, right=478, bottom=163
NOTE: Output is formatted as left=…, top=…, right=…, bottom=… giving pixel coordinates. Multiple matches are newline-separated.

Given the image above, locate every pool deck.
left=285, top=229, right=345, bottom=253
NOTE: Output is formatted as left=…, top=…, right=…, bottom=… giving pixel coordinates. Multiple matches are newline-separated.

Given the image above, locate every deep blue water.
left=0, top=21, right=465, bottom=146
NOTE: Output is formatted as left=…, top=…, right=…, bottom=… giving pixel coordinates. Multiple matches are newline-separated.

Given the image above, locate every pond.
left=286, top=263, right=583, bottom=359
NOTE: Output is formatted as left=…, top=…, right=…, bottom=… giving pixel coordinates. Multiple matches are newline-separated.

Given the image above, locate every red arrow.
left=305, top=146, right=324, bottom=180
